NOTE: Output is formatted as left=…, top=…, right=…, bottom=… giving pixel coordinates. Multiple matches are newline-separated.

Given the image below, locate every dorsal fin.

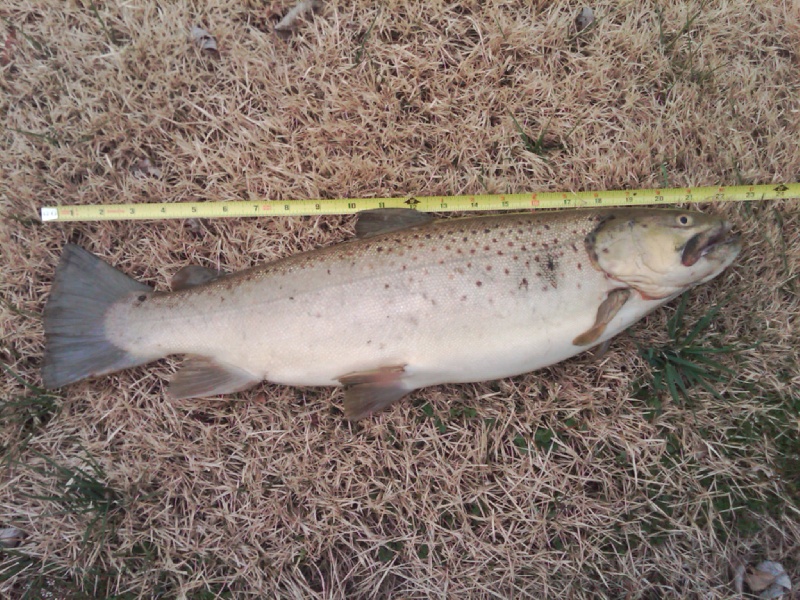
left=172, top=265, right=221, bottom=291
left=355, top=209, right=435, bottom=239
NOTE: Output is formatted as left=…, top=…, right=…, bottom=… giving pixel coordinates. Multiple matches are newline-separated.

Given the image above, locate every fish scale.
left=42, top=208, right=740, bottom=419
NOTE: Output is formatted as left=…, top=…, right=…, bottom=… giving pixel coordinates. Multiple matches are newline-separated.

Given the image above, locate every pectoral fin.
left=172, top=266, right=222, bottom=291
left=573, top=288, right=631, bottom=346
left=169, top=356, right=262, bottom=399
left=338, top=365, right=410, bottom=420
left=355, top=209, right=435, bottom=239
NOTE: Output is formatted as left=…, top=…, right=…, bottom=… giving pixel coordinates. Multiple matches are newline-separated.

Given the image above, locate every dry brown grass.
left=1, top=0, right=799, bottom=598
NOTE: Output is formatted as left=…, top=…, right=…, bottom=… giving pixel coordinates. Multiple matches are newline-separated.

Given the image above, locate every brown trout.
left=42, top=208, right=740, bottom=419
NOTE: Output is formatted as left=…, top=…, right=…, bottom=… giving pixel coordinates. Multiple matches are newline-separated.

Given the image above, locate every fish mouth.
left=681, top=221, right=740, bottom=267
left=681, top=222, right=740, bottom=267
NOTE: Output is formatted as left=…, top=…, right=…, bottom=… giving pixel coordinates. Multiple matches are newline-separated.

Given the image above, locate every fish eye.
left=677, top=214, right=693, bottom=226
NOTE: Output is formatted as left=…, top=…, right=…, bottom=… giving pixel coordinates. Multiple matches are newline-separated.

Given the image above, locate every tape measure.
left=40, top=183, right=798, bottom=222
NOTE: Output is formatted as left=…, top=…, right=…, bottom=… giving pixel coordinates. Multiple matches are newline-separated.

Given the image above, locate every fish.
left=41, top=208, right=741, bottom=420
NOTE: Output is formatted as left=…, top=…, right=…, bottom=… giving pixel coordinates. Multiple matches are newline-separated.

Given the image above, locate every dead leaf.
left=575, top=7, right=595, bottom=33
left=275, top=0, right=323, bottom=37
left=131, top=158, right=162, bottom=179
left=0, top=527, right=23, bottom=548
left=745, top=561, right=792, bottom=599
left=190, top=26, right=219, bottom=57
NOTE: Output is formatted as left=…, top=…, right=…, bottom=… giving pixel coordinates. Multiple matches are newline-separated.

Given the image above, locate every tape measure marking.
left=39, top=183, right=797, bottom=222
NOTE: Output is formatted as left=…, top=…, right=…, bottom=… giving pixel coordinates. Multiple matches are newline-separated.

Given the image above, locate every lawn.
left=1, top=1, right=798, bottom=597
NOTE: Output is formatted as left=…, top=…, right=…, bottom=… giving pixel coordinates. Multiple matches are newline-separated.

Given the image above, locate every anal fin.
left=169, top=356, right=262, bottom=399
left=338, top=365, right=409, bottom=420
left=573, top=288, right=631, bottom=346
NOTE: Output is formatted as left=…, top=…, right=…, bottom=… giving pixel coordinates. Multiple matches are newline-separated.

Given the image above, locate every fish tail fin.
left=42, top=245, right=154, bottom=389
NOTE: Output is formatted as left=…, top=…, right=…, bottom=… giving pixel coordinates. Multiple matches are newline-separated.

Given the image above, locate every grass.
left=633, top=294, right=742, bottom=418
left=1, top=0, right=799, bottom=597
left=19, top=449, right=122, bottom=547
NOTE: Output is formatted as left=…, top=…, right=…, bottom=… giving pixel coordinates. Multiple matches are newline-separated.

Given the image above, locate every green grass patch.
left=633, top=294, right=742, bottom=418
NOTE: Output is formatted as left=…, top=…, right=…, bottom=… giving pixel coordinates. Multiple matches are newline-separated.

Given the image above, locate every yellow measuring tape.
left=40, top=183, right=798, bottom=222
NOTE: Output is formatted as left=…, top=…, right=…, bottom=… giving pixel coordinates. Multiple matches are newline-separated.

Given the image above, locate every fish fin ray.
left=573, top=288, right=631, bottom=346
left=355, top=209, right=435, bottom=239
left=171, top=265, right=221, bottom=290
left=339, top=365, right=409, bottom=420
left=42, top=245, right=154, bottom=389
left=169, top=356, right=262, bottom=399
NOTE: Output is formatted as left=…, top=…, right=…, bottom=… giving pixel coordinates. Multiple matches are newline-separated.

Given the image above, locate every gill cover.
left=585, top=210, right=741, bottom=300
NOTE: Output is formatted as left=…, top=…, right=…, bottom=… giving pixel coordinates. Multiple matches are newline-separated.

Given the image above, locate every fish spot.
left=571, top=243, right=579, bottom=252
left=457, top=249, right=463, bottom=254
left=542, top=286, right=549, bottom=292
left=521, top=246, right=527, bottom=252
left=460, top=295, right=467, bottom=301
left=402, top=265, right=407, bottom=271
left=602, top=248, right=609, bottom=254
left=483, top=245, right=490, bottom=251
left=463, top=237, right=468, bottom=242
left=492, top=238, right=498, bottom=243
left=504, top=268, right=510, bottom=275
left=384, top=283, right=390, bottom=289
left=137, top=294, right=147, bottom=302
left=466, top=262, right=472, bottom=268
left=483, top=228, right=490, bottom=234
left=512, top=255, right=519, bottom=261
left=438, top=259, right=444, bottom=265
left=577, top=263, right=582, bottom=270
left=445, top=245, right=451, bottom=250
left=425, top=234, right=431, bottom=239
left=476, top=281, right=483, bottom=287
left=486, top=265, right=492, bottom=271
left=507, top=241, right=514, bottom=248
left=535, top=256, right=540, bottom=262
left=470, top=249, right=476, bottom=255
left=377, top=246, right=384, bottom=252
left=497, top=250, right=504, bottom=256
left=544, top=224, right=551, bottom=230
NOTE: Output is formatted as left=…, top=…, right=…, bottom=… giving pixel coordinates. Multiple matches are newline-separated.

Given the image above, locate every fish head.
left=587, top=209, right=741, bottom=299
